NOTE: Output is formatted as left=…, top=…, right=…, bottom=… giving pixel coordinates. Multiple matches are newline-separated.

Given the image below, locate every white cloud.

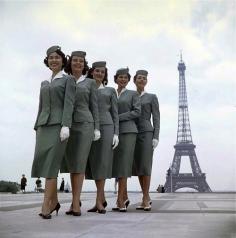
left=205, top=61, right=236, bottom=84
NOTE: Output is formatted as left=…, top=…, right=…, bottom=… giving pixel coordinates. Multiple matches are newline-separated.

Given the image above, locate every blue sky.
left=0, top=0, right=235, bottom=191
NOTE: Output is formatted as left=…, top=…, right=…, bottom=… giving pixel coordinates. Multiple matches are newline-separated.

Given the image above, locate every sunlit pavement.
left=0, top=192, right=235, bottom=238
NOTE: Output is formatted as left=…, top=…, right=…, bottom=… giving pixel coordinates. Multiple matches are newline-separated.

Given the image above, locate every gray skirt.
left=60, top=122, right=94, bottom=173
left=31, top=125, right=67, bottom=178
left=112, top=133, right=137, bottom=178
left=133, top=132, right=154, bottom=176
left=86, top=124, right=114, bottom=180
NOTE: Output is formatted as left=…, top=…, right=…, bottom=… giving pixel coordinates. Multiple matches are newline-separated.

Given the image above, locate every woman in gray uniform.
left=133, top=70, right=160, bottom=211
left=112, top=68, right=141, bottom=212
left=61, top=51, right=100, bottom=216
left=86, top=61, right=119, bottom=214
left=32, top=46, right=76, bottom=219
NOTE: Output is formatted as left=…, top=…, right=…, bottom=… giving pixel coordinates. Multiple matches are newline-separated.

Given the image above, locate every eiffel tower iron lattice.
left=164, top=55, right=211, bottom=192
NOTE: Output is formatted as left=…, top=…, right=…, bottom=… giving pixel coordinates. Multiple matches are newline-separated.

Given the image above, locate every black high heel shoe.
left=144, top=205, right=152, bottom=211
left=39, top=202, right=60, bottom=217
left=41, top=213, right=52, bottom=219
left=119, top=207, right=127, bottom=212
left=65, top=203, right=73, bottom=215
left=71, top=210, right=81, bottom=216
left=103, top=201, right=107, bottom=208
left=97, top=208, right=106, bottom=214
left=112, top=207, right=119, bottom=211
left=87, top=206, right=98, bottom=212
left=65, top=201, right=82, bottom=215
left=112, top=200, right=126, bottom=212
left=97, top=202, right=106, bottom=214
left=66, top=208, right=81, bottom=216
left=87, top=201, right=107, bottom=212
left=136, top=204, right=144, bottom=210
left=124, top=199, right=130, bottom=208
left=50, top=202, right=60, bottom=216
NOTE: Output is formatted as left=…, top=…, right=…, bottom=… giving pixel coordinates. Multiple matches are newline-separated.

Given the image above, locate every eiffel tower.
left=164, top=54, right=211, bottom=192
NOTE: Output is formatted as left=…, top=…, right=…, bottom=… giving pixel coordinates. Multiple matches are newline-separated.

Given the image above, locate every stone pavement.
left=0, top=192, right=235, bottom=238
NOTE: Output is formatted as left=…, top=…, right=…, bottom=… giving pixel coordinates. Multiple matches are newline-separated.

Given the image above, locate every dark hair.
left=114, top=73, right=131, bottom=83
left=43, top=49, right=67, bottom=70
left=87, top=67, right=108, bottom=86
left=133, top=74, right=148, bottom=83
left=64, top=55, right=89, bottom=75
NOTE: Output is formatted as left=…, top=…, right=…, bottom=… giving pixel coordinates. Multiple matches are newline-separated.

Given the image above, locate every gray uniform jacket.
left=136, top=93, right=160, bottom=140
left=34, top=75, right=76, bottom=129
left=98, top=87, right=119, bottom=135
left=118, top=90, right=141, bottom=134
left=73, top=77, right=99, bottom=130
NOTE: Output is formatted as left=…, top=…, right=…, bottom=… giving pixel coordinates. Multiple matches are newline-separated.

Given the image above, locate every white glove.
left=152, top=139, right=159, bottom=149
left=112, top=134, right=119, bottom=149
left=93, top=129, right=101, bottom=141
left=60, top=126, right=70, bottom=141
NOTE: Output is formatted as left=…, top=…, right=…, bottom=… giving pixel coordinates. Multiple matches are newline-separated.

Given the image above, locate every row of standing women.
left=31, top=45, right=160, bottom=219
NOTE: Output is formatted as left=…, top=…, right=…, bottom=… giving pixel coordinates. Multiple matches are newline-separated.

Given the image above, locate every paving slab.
left=0, top=192, right=235, bottom=238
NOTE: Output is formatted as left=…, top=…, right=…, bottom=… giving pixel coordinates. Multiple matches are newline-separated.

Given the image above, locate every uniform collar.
left=116, top=88, right=127, bottom=98
left=139, top=90, right=147, bottom=97
left=49, top=71, right=64, bottom=82
left=98, top=84, right=105, bottom=89
left=76, top=75, right=86, bottom=84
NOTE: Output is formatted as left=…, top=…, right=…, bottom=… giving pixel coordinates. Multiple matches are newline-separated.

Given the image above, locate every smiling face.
left=134, top=74, right=147, bottom=91
left=48, top=52, right=63, bottom=73
left=71, top=56, right=85, bottom=75
left=92, top=67, right=106, bottom=85
left=116, top=74, right=129, bottom=89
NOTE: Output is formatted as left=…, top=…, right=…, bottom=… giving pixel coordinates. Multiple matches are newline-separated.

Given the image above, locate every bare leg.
left=123, top=182, right=128, bottom=202
left=52, top=180, right=58, bottom=207
left=142, top=175, right=151, bottom=207
left=71, top=173, right=84, bottom=212
left=42, top=178, right=57, bottom=214
left=95, top=179, right=105, bottom=210
left=117, top=177, right=126, bottom=208
left=138, top=176, right=144, bottom=205
left=138, top=176, right=144, bottom=192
